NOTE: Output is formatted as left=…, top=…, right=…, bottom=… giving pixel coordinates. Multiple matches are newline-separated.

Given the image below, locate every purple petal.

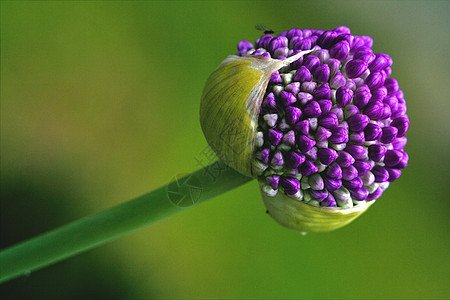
left=353, top=160, right=372, bottom=176
left=256, top=148, right=270, bottom=164
left=344, top=105, right=360, bottom=119
left=372, top=165, right=389, bottom=182
left=348, top=114, right=370, bottom=132
left=316, top=126, right=333, bottom=142
left=336, top=86, right=354, bottom=107
left=337, top=151, right=355, bottom=168
left=285, top=82, right=301, bottom=95
left=314, top=64, right=331, bottom=83
left=285, top=106, right=302, bottom=124
left=270, top=71, right=283, bottom=83
left=343, top=177, right=363, bottom=189
left=297, top=92, right=314, bottom=105
left=318, top=112, right=339, bottom=129
left=313, top=83, right=331, bottom=100
left=391, top=115, right=410, bottom=137
left=345, top=79, right=357, bottom=91
left=282, top=130, right=296, bottom=146
left=271, top=151, right=285, bottom=167
left=288, top=151, right=305, bottom=168
left=330, top=107, right=344, bottom=120
left=364, top=123, right=382, bottom=141
left=305, top=147, right=318, bottom=161
left=342, top=165, right=359, bottom=181
left=323, top=176, right=342, bottom=191
left=381, top=104, right=392, bottom=119
left=345, top=59, right=368, bottom=78
left=268, top=128, right=283, bottom=146
left=297, top=135, right=316, bottom=153
left=371, top=86, right=388, bottom=102
left=369, top=53, right=392, bottom=72
left=280, top=91, right=297, bottom=106
left=330, top=72, right=346, bottom=89
left=383, top=96, right=398, bottom=112
left=301, top=81, right=317, bottom=93
left=380, top=126, right=398, bottom=144
left=268, top=36, right=288, bottom=53
left=386, top=167, right=402, bottom=182
left=349, top=187, right=369, bottom=200
left=354, top=85, right=372, bottom=109
left=364, top=101, right=384, bottom=120
left=346, top=144, right=366, bottom=159
left=317, top=30, right=338, bottom=48
left=266, top=175, right=280, bottom=190
left=299, top=160, right=319, bottom=176
left=334, top=26, right=351, bottom=34
left=328, top=59, right=341, bottom=76
left=262, top=92, right=277, bottom=109
left=318, top=148, right=338, bottom=165
left=303, top=101, right=322, bottom=118
left=367, top=187, right=383, bottom=201
left=321, top=193, right=337, bottom=207
left=315, top=49, right=330, bottom=64
left=317, top=100, right=332, bottom=115
left=280, top=176, right=300, bottom=195
left=384, top=78, right=399, bottom=95
left=353, top=48, right=376, bottom=64
left=294, top=120, right=310, bottom=135
left=394, top=151, right=408, bottom=169
left=368, top=144, right=387, bottom=162
left=294, top=66, right=312, bottom=82
left=329, top=127, right=349, bottom=144
left=303, top=55, right=321, bottom=72
left=349, top=131, right=365, bottom=145
left=365, top=71, right=387, bottom=90
left=384, top=150, right=403, bottom=167
left=287, top=28, right=303, bottom=40
left=237, top=40, right=253, bottom=51
left=330, top=40, right=350, bottom=60
left=326, top=163, right=343, bottom=179
left=293, top=38, right=312, bottom=51
left=310, top=189, right=329, bottom=201
left=392, top=137, right=407, bottom=150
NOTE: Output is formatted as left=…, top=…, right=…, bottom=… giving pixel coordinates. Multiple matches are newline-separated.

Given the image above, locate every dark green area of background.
left=1, top=1, right=449, bottom=299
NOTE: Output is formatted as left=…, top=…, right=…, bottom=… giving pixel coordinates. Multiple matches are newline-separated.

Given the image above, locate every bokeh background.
left=1, top=1, right=449, bottom=299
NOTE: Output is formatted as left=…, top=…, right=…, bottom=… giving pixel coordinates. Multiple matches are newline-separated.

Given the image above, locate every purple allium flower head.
left=243, top=26, right=408, bottom=206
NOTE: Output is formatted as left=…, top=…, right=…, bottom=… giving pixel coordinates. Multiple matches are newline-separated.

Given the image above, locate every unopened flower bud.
left=200, top=26, right=408, bottom=233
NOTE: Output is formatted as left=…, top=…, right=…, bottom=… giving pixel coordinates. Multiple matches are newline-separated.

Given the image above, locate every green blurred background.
left=1, top=1, right=449, bottom=299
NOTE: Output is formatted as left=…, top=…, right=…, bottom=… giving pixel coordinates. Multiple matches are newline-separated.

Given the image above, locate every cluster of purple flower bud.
left=237, top=26, right=409, bottom=208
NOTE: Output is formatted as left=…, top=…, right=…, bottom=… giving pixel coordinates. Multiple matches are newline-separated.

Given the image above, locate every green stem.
left=0, top=161, right=252, bottom=283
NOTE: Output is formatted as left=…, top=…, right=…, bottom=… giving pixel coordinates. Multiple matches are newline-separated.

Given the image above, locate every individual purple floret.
left=244, top=26, right=408, bottom=205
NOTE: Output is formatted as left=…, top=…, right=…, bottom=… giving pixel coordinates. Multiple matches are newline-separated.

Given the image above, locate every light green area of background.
left=1, top=1, right=449, bottom=299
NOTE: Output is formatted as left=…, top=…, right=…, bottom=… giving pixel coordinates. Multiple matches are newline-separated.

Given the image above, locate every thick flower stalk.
left=201, top=26, right=409, bottom=232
